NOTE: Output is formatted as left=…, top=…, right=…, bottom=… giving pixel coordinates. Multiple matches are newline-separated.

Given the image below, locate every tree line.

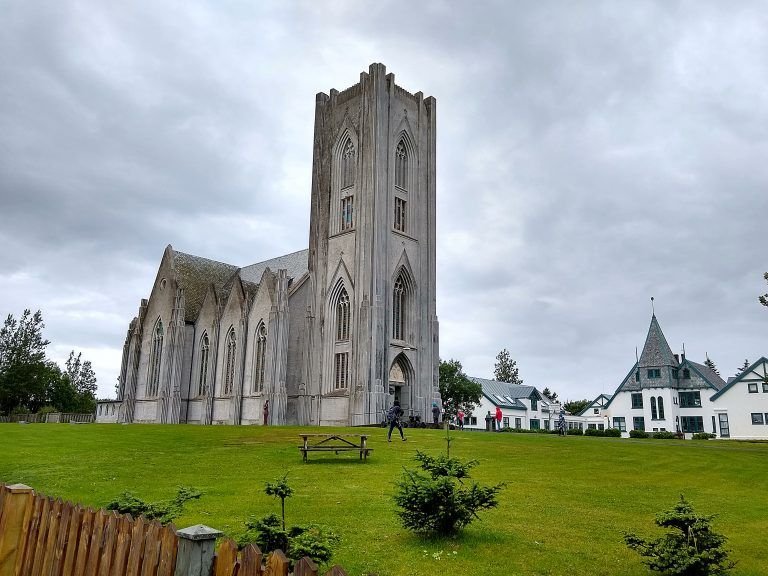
left=0, top=309, right=97, bottom=415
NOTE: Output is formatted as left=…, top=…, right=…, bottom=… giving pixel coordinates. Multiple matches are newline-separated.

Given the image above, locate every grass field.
left=2, top=424, right=767, bottom=576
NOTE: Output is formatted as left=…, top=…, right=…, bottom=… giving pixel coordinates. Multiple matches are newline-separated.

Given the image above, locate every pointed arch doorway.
left=388, top=353, right=413, bottom=414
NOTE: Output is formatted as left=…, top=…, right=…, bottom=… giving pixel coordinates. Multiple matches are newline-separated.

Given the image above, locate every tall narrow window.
left=253, top=322, right=267, bottom=393
left=657, top=396, right=665, bottom=420
left=342, top=139, right=355, bottom=189
left=340, top=195, right=354, bottom=231
left=650, top=396, right=658, bottom=420
left=147, top=319, right=163, bottom=397
left=395, top=141, right=407, bottom=189
left=198, top=333, right=210, bottom=396
left=336, top=289, right=350, bottom=341
left=334, top=352, right=349, bottom=389
left=393, top=275, right=406, bottom=340
left=394, top=197, right=407, bottom=233
left=223, top=328, right=236, bottom=395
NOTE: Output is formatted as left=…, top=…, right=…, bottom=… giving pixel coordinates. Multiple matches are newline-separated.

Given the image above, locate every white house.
left=463, top=377, right=561, bottom=431
left=576, top=394, right=612, bottom=430
left=709, top=357, right=768, bottom=439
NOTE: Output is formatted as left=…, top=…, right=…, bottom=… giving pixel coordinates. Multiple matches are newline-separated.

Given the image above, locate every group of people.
left=386, top=400, right=467, bottom=441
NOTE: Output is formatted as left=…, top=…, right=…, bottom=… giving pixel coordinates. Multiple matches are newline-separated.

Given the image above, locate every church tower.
left=305, top=63, right=440, bottom=425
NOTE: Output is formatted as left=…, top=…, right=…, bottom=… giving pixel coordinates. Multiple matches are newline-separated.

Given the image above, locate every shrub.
left=630, top=429, right=649, bottom=439
left=651, top=431, right=677, bottom=439
left=239, top=513, right=288, bottom=552
left=692, top=433, right=716, bottom=440
left=604, top=428, right=622, bottom=437
left=37, top=406, right=58, bottom=416
left=566, top=428, right=583, bottom=436
left=288, top=524, right=340, bottom=565
left=393, top=451, right=504, bottom=536
left=624, top=495, right=735, bottom=575
left=584, top=428, right=603, bottom=437
left=106, top=486, right=201, bottom=524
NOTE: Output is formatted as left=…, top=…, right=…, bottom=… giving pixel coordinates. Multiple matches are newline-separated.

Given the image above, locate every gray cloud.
left=1, top=0, right=765, bottom=399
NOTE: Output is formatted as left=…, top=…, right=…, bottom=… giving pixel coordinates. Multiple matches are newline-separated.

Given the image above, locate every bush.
left=692, top=433, right=716, bottom=440
left=288, top=524, right=340, bottom=565
left=566, top=428, right=583, bottom=436
left=624, top=495, right=735, bottom=575
left=37, top=406, right=58, bottom=416
left=651, top=431, right=677, bottom=439
left=393, top=451, right=504, bottom=536
left=604, top=428, right=622, bottom=437
left=584, top=428, right=603, bottom=436
left=106, top=486, right=202, bottom=524
left=630, top=429, right=649, bottom=439
left=239, top=513, right=288, bottom=552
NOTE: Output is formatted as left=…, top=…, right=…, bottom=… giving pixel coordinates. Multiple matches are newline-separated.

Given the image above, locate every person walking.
left=457, top=409, right=465, bottom=430
left=263, top=399, right=270, bottom=426
left=387, top=400, right=406, bottom=442
left=495, top=406, right=503, bottom=431
left=431, top=402, right=440, bottom=425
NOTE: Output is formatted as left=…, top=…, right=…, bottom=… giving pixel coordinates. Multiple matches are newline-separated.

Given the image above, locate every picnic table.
left=298, top=433, right=372, bottom=462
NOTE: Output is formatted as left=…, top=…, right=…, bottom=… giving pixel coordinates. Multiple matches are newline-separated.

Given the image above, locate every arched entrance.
left=388, top=353, right=413, bottom=415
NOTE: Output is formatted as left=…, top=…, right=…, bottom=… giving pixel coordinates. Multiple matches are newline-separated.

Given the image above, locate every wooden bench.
left=298, top=434, right=372, bottom=462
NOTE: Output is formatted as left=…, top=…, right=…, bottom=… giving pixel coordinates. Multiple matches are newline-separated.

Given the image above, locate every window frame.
left=751, top=412, right=765, bottom=425
left=748, top=382, right=758, bottom=393
left=631, top=393, right=643, bottom=409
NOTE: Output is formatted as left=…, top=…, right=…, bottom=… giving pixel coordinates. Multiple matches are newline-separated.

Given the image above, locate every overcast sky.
left=1, top=1, right=766, bottom=401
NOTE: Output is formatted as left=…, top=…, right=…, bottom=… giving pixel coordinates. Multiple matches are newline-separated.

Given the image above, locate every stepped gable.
left=240, top=248, right=309, bottom=285
left=638, top=315, right=679, bottom=368
left=173, top=251, right=239, bottom=321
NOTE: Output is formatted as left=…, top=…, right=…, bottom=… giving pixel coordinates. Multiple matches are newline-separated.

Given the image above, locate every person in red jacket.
left=495, top=406, right=502, bottom=431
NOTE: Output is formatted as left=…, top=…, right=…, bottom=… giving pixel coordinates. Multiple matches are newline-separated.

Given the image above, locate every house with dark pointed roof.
left=603, top=314, right=727, bottom=437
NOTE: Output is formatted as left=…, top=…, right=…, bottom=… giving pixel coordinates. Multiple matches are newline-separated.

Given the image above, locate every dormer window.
left=647, top=369, right=661, bottom=379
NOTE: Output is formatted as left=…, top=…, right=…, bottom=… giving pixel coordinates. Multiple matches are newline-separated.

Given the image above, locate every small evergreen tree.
left=624, top=496, right=735, bottom=576
left=494, top=348, right=523, bottom=385
left=265, top=474, right=294, bottom=531
left=759, top=272, right=768, bottom=307
left=735, top=359, right=750, bottom=377
left=704, top=356, right=720, bottom=377
left=563, top=399, right=590, bottom=415
left=542, top=387, right=558, bottom=401
left=393, top=451, right=504, bottom=536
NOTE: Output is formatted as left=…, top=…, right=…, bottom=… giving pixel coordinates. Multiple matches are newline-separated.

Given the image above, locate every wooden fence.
left=0, top=484, right=347, bottom=576
left=0, top=414, right=94, bottom=424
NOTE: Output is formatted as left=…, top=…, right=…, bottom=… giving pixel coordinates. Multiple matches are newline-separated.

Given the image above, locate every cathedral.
left=115, top=64, right=441, bottom=426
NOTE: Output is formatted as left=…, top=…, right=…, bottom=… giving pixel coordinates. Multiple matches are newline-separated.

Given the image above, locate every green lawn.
left=2, top=424, right=767, bottom=576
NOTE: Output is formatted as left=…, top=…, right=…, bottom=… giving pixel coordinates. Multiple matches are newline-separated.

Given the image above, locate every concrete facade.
left=112, top=64, right=440, bottom=427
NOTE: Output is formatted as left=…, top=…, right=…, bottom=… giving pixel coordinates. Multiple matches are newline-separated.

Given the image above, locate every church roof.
left=638, top=315, right=678, bottom=368
left=240, top=249, right=309, bottom=285
left=173, top=251, right=239, bottom=322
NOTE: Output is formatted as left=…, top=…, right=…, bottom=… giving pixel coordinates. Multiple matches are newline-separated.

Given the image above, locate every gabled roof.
left=710, top=357, right=768, bottom=401
left=639, top=315, right=678, bottom=368
left=174, top=251, right=239, bottom=322
left=240, top=249, right=309, bottom=285
left=576, top=394, right=612, bottom=416
left=686, top=360, right=726, bottom=390
left=470, top=377, right=540, bottom=410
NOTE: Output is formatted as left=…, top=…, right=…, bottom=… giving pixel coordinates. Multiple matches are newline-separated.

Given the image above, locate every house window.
left=395, top=141, right=407, bottom=189
left=613, top=417, right=626, bottom=432
left=682, top=369, right=690, bottom=379
left=678, top=391, right=701, bottom=408
left=593, top=408, right=599, bottom=414
left=647, top=369, right=661, bottom=379
left=718, top=413, right=730, bottom=438
left=751, top=413, right=765, bottom=425
left=253, top=322, right=267, bottom=393
left=633, top=416, right=645, bottom=431
left=340, top=195, right=354, bottom=231
left=657, top=397, right=665, bottom=420
left=530, top=398, right=538, bottom=411
left=588, top=424, right=596, bottom=429
left=598, top=424, right=604, bottom=431
left=672, top=369, right=679, bottom=379
left=336, top=289, right=350, bottom=341
left=394, top=197, right=407, bottom=233
left=223, top=328, right=237, bottom=395
left=681, top=416, right=704, bottom=433
left=334, top=352, right=349, bottom=390
left=748, top=383, right=758, bottom=393
left=650, top=397, right=658, bottom=420
left=515, top=417, right=521, bottom=428
left=635, top=370, right=640, bottom=382
left=530, top=419, right=540, bottom=430
left=198, top=333, right=210, bottom=396
left=147, top=318, right=164, bottom=397
left=503, top=417, right=509, bottom=429
left=763, top=383, right=768, bottom=393
left=631, top=393, right=643, bottom=409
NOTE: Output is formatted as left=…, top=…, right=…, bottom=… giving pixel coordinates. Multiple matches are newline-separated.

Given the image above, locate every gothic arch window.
left=198, top=332, right=210, bottom=396
left=333, top=135, right=356, bottom=234
left=253, top=322, right=267, bottom=393
left=650, top=396, right=658, bottom=420
left=223, top=327, right=237, bottom=396
left=336, top=288, right=350, bottom=342
left=395, top=141, right=407, bottom=189
left=393, top=138, right=410, bottom=233
left=147, top=318, right=163, bottom=397
left=657, top=396, right=665, bottom=420
left=392, top=269, right=413, bottom=342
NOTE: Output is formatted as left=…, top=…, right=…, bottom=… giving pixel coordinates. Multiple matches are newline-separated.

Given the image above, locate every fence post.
left=173, top=524, right=221, bottom=576
left=0, top=484, right=34, bottom=576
